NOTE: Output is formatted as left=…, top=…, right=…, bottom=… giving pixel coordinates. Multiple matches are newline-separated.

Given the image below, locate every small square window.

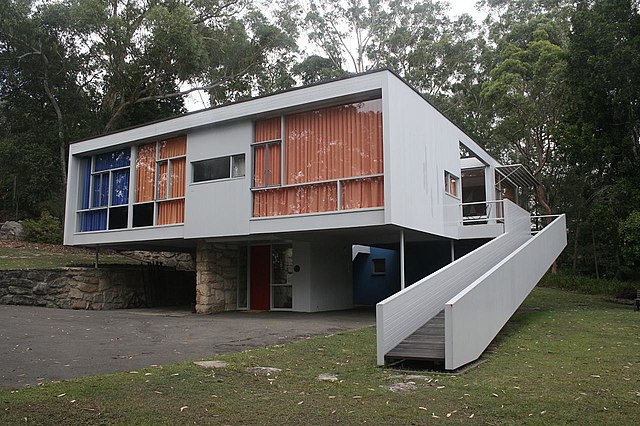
left=444, top=171, right=459, bottom=197
left=372, top=258, right=386, bottom=275
left=232, top=154, right=245, bottom=178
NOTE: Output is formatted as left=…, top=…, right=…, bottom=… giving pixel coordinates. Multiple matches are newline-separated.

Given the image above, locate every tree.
left=0, top=0, right=299, bottom=220
left=480, top=6, right=571, bottom=218
left=292, top=55, right=347, bottom=84
left=563, top=0, right=640, bottom=277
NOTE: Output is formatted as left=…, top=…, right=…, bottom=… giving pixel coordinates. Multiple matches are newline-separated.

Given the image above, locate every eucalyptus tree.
left=479, top=0, right=573, bottom=218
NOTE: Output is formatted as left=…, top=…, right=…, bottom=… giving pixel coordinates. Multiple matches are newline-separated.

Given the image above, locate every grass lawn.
left=1, top=287, right=638, bottom=425
left=0, top=242, right=144, bottom=270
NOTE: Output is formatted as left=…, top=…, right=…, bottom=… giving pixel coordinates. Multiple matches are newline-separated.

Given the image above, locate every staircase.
left=376, top=200, right=567, bottom=370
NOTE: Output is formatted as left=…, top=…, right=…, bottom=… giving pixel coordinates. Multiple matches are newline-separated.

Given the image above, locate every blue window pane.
left=111, top=170, right=129, bottom=206
left=80, top=209, right=107, bottom=232
left=92, top=173, right=109, bottom=207
left=94, top=148, right=130, bottom=172
left=81, top=158, right=92, bottom=209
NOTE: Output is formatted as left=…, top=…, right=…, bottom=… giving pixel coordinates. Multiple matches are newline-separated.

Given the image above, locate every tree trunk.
left=534, top=182, right=558, bottom=273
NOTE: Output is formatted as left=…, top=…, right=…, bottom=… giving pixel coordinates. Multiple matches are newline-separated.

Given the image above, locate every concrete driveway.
left=0, top=305, right=374, bottom=389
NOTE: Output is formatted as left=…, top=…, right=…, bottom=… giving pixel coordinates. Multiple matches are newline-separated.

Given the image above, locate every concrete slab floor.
left=0, top=305, right=375, bottom=389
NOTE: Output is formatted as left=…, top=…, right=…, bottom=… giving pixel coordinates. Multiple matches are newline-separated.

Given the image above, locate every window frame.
left=251, top=140, right=282, bottom=188
left=77, top=150, right=131, bottom=232
left=444, top=170, right=460, bottom=198
left=191, top=153, right=246, bottom=184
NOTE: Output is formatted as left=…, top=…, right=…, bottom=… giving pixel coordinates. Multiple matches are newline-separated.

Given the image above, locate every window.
left=134, top=136, right=187, bottom=227
left=192, top=154, right=245, bottom=183
left=253, top=142, right=281, bottom=187
left=271, top=245, right=293, bottom=310
left=445, top=171, right=459, bottom=197
left=372, top=258, right=386, bottom=275
left=77, top=136, right=187, bottom=232
left=78, top=149, right=131, bottom=232
left=253, top=117, right=282, bottom=188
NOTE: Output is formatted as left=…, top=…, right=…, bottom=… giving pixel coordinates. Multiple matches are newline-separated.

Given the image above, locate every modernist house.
left=64, top=69, right=566, bottom=370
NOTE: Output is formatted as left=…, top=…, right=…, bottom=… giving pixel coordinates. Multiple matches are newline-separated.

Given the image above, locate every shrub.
left=22, top=211, right=63, bottom=245
left=539, top=272, right=637, bottom=299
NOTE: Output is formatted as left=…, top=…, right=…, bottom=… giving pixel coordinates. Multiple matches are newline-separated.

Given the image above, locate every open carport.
left=0, top=305, right=374, bottom=389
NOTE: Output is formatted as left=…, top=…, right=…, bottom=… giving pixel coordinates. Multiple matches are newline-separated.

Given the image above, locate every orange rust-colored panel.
left=255, top=117, right=281, bottom=142
left=157, top=161, right=168, bottom=199
left=157, top=199, right=185, bottom=225
left=136, top=143, right=156, bottom=203
left=284, top=99, right=382, bottom=185
left=170, top=157, right=186, bottom=198
left=159, top=136, right=186, bottom=159
left=253, top=145, right=266, bottom=187
left=341, top=176, right=384, bottom=210
left=268, top=143, right=282, bottom=186
left=252, top=182, right=338, bottom=217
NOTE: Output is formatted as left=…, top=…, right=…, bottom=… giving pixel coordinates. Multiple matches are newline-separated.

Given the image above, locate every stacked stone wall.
left=195, top=242, right=239, bottom=314
left=0, top=266, right=193, bottom=310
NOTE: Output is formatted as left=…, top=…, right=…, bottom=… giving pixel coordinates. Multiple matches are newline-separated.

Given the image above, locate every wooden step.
left=385, top=310, right=445, bottom=361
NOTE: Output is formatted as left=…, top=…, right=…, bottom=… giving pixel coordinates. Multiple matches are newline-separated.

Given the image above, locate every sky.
left=184, top=0, right=487, bottom=111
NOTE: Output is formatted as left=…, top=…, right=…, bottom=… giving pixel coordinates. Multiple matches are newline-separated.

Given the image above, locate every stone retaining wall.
left=0, top=266, right=195, bottom=310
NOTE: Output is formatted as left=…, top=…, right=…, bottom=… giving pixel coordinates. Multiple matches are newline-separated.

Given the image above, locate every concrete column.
left=195, top=241, right=238, bottom=314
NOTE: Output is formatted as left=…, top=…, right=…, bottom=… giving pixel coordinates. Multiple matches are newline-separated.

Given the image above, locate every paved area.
left=0, top=305, right=374, bottom=389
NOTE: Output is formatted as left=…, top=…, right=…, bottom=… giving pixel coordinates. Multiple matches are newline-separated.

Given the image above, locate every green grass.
left=0, top=246, right=144, bottom=270
left=540, top=271, right=638, bottom=299
left=1, top=287, right=638, bottom=425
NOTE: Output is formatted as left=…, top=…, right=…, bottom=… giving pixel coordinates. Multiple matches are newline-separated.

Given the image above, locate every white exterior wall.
left=291, top=242, right=312, bottom=312
left=308, top=242, right=353, bottom=312
left=184, top=122, right=252, bottom=238
left=288, top=241, right=352, bottom=312
left=384, top=77, right=463, bottom=238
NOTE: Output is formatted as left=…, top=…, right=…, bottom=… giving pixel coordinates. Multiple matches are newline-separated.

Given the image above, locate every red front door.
left=250, top=245, right=271, bottom=310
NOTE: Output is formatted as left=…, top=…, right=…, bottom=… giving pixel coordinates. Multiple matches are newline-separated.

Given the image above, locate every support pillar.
left=195, top=241, right=238, bottom=314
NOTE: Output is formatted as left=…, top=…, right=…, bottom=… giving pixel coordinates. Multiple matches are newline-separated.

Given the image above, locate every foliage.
left=0, top=0, right=298, bottom=220
left=539, top=271, right=637, bottom=299
left=619, top=211, right=640, bottom=271
left=21, top=211, right=63, bottom=245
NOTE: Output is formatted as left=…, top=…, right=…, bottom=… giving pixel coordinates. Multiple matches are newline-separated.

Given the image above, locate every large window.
left=252, top=99, right=384, bottom=217
left=193, top=154, right=245, bottom=183
left=135, top=136, right=187, bottom=226
left=76, top=136, right=187, bottom=232
left=78, top=149, right=131, bottom=232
